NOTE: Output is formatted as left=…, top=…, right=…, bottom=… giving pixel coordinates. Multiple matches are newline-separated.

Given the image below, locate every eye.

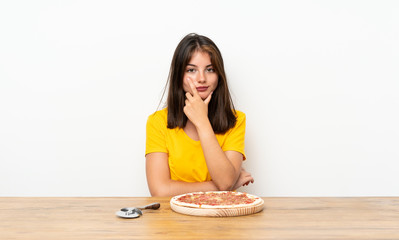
left=206, top=68, right=215, bottom=73
left=186, top=68, right=196, bottom=73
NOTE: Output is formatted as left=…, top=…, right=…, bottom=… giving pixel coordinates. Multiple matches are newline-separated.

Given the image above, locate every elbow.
left=214, top=174, right=239, bottom=191
left=214, top=181, right=235, bottom=192
left=150, top=188, right=171, bottom=197
left=149, top=183, right=173, bottom=197
left=151, top=192, right=169, bottom=197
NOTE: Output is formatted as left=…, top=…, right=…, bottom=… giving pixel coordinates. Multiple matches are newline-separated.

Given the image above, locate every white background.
left=1, top=0, right=398, bottom=197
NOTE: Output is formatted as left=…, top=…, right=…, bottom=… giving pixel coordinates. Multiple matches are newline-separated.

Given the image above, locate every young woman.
left=145, top=33, right=254, bottom=197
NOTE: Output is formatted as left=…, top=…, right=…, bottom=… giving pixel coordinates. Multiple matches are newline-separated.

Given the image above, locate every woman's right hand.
left=233, top=168, right=254, bottom=190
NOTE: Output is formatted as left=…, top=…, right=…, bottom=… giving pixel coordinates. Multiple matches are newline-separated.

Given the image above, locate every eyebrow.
left=186, top=64, right=213, bottom=68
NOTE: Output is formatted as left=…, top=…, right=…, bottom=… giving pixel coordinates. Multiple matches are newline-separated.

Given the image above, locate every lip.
left=196, top=86, right=208, bottom=92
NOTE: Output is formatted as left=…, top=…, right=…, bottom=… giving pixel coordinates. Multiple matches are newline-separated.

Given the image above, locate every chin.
left=199, top=93, right=209, bottom=100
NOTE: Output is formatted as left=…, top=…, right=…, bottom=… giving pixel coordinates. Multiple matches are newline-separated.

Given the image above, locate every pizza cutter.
left=116, top=202, right=160, bottom=219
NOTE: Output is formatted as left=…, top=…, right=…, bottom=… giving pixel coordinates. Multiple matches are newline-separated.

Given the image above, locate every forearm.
left=150, top=179, right=218, bottom=197
left=182, top=79, right=241, bottom=191
left=196, top=122, right=239, bottom=190
left=146, top=152, right=219, bottom=197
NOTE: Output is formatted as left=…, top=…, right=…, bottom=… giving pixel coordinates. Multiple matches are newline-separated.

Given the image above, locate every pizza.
left=170, top=191, right=263, bottom=209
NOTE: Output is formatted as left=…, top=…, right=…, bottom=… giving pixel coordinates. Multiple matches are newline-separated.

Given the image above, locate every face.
left=183, top=51, right=218, bottom=100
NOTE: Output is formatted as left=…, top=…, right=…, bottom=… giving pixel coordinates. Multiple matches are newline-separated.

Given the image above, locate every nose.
left=197, top=70, right=206, bottom=83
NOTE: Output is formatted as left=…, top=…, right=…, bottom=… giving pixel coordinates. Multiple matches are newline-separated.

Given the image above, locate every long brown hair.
left=166, top=33, right=236, bottom=134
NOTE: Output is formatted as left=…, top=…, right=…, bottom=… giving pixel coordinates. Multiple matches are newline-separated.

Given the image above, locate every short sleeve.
left=145, top=112, right=168, bottom=155
left=222, top=111, right=246, bottom=160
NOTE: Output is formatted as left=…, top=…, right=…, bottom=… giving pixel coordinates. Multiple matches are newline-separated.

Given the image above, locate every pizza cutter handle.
left=139, top=202, right=160, bottom=210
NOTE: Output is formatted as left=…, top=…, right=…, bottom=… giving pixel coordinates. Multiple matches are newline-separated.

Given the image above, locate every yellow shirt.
left=145, top=108, right=246, bottom=183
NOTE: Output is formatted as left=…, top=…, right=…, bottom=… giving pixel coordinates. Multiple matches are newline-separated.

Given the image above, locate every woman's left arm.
left=184, top=79, right=245, bottom=190
left=199, top=127, right=243, bottom=190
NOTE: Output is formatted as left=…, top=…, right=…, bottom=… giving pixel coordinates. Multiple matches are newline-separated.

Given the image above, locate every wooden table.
left=1, top=197, right=398, bottom=239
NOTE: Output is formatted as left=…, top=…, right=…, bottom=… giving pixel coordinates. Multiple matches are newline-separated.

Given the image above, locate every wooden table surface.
left=1, top=197, right=399, bottom=240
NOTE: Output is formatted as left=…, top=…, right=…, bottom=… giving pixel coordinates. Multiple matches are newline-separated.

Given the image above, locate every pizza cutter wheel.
left=116, top=208, right=142, bottom=219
